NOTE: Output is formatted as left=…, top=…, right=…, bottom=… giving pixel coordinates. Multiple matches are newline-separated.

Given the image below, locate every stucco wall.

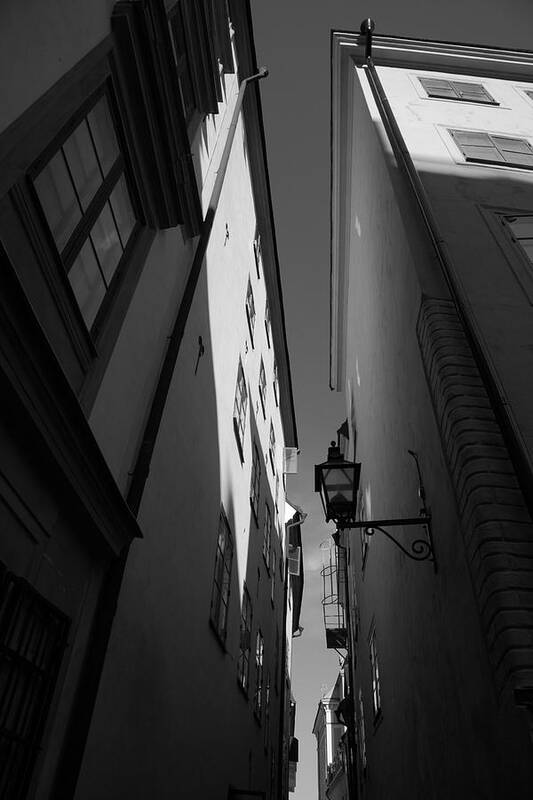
left=338, top=65, right=533, bottom=799
left=75, top=110, right=290, bottom=799
left=377, top=64, right=533, bottom=475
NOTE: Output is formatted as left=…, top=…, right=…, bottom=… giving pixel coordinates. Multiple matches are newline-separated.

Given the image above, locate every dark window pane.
left=62, top=120, right=101, bottom=211
left=110, top=175, right=136, bottom=246
left=68, top=239, right=106, bottom=329
left=90, top=203, right=122, bottom=285
left=34, top=151, right=81, bottom=251
left=87, top=97, right=120, bottom=176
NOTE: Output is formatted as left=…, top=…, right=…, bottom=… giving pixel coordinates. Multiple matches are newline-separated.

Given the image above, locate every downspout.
left=52, top=67, right=268, bottom=799
left=359, top=18, right=533, bottom=519
left=335, top=534, right=358, bottom=800
left=278, top=510, right=307, bottom=800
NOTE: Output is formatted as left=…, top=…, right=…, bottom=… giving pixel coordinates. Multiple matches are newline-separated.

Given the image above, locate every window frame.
left=253, top=629, right=264, bottom=720
left=209, top=509, right=234, bottom=645
left=253, top=232, right=262, bottom=279
left=272, top=358, right=279, bottom=407
left=358, top=688, right=367, bottom=776
left=250, top=441, right=261, bottom=524
left=268, top=422, right=276, bottom=475
left=479, top=205, right=533, bottom=305
left=0, top=42, right=155, bottom=410
left=264, top=297, right=272, bottom=348
left=245, top=278, right=256, bottom=347
left=419, top=76, right=498, bottom=105
left=0, top=564, right=71, bottom=799
left=369, top=627, right=382, bottom=721
left=358, top=492, right=369, bottom=568
left=238, top=586, right=253, bottom=695
left=450, top=128, right=533, bottom=170
left=271, top=549, right=276, bottom=607
left=259, top=358, right=267, bottom=418
left=263, top=502, right=272, bottom=569
left=28, top=83, right=142, bottom=342
left=233, top=359, right=248, bottom=461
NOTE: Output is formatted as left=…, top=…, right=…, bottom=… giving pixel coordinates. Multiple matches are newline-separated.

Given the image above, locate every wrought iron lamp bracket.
left=337, top=515, right=436, bottom=570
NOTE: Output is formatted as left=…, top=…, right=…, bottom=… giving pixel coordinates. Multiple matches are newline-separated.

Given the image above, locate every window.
left=168, top=3, right=197, bottom=124
left=420, top=77, right=497, bottom=104
left=0, top=564, right=70, bottom=799
left=32, top=91, right=138, bottom=334
left=269, top=422, right=276, bottom=474
left=265, top=298, right=272, bottom=347
left=358, top=492, right=369, bottom=566
left=253, top=630, right=264, bottom=719
left=501, top=213, right=533, bottom=264
left=272, top=358, right=279, bottom=406
left=450, top=129, right=533, bottom=168
left=253, top=233, right=262, bottom=279
left=238, top=587, right=253, bottom=693
left=250, top=442, right=261, bottom=523
left=274, top=472, right=279, bottom=517
left=274, top=625, right=280, bottom=692
left=245, top=279, right=256, bottom=345
left=233, top=360, right=248, bottom=459
left=259, top=358, right=267, bottom=417
left=369, top=629, right=382, bottom=719
left=210, top=511, right=233, bottom=643
left=264, top=672, right=271, bottom=749
left=271, top=549, right=276, bottom=605
left=358, top=688, right=367, bottom=773
left=263, top=503, right=272, bottom=567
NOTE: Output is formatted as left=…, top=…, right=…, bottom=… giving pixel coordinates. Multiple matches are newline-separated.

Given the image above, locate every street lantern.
left=314, top=442, right=436, bottom=567
left=314, top=442, right=361, bottom=524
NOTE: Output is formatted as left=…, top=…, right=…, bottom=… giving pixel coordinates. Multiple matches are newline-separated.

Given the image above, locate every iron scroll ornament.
left=364, top=523, right=433, bottom=562
left=335, top=514, right=436, bottom=568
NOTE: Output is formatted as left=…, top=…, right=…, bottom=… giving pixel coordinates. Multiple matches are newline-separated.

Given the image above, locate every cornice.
left=331, top=30, right=533, bottom=81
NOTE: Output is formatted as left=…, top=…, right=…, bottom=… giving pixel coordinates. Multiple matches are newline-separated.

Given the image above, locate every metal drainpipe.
left=127, top=65, right=268, bottom=515
left=52, top=67, right=269, bottom=799
left=278, top=510, right=306, bottom=800
left=336, top=537, right=358, bottom=800
left=359, top=20, right=533, bottom=518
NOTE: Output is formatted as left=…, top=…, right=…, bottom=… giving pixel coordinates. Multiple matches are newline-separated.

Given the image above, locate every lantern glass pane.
left=323, top=465, right=356, bottom=514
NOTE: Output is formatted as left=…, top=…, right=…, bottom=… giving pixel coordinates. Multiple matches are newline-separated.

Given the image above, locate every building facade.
left=329, top=22, right=533, bottom=800
left=0, top=1, right=300, bottom=798
left=312, top=671, right=349, bottom=800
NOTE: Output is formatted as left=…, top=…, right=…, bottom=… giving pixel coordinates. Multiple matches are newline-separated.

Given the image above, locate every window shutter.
left=288, top=544, right=301, bottom=576
left=283, top=446, right=298, bottom=474
left=450, top=130, right=503, bottom=163
left=493, top=135, right=533, bottom=166
left=452, top=81, right=495, bottom=103
left=419, top=77, right=457, bottom=99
